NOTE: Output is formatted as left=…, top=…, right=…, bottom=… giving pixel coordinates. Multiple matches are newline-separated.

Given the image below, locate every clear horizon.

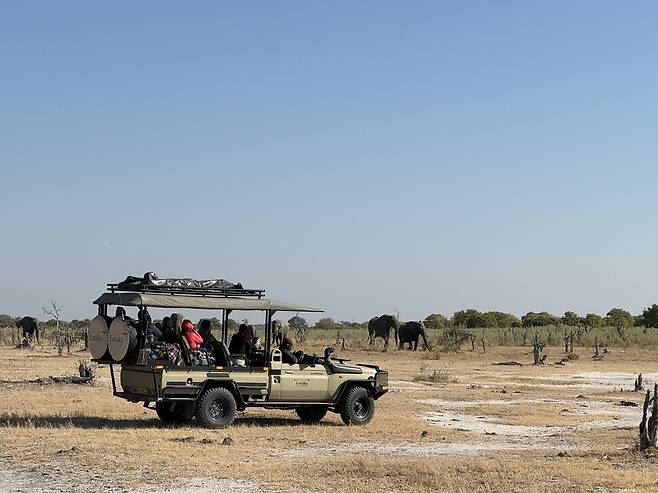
left=2, top=2, right=658, bottom=322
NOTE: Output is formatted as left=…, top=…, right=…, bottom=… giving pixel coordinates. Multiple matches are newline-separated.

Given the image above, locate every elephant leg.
left=413, top=338, right=418, bottom=351
left=383, top=337, right=388, bottom=352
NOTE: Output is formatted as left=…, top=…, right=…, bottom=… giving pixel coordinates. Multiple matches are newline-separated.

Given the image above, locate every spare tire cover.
left=88, top=315, right=109, bottom=359
left=108, top=317, right=138, bottom=362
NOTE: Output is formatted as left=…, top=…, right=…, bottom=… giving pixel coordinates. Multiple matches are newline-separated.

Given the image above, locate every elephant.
left=16, top=316, right=39, bottom=343
left=271, top=319, right=289, bottom=346
left=367, top=315, right=399, bottom=351
left=398, top=321, right=431, bottom=351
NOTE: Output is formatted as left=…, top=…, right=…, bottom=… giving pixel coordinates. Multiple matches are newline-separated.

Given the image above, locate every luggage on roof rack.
left=109, top=272, right=265, bottom=298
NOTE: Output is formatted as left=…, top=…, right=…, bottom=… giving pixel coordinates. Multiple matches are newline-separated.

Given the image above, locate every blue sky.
left=1, top=1, right=657, bottom=321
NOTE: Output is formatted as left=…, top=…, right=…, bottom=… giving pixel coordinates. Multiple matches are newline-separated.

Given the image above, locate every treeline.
left=424, top=305, right=658, bottom=330
left=3, top=304, right=658, bottom=333
left=293, top=304, right=658, bottom=333
left=0, top=313, right=91, bottom=331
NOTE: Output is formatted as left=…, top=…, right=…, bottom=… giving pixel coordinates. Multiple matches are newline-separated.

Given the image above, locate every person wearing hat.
left=181, top=319, right=203, bottom=349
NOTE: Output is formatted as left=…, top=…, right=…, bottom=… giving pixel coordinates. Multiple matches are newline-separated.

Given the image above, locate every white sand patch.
left=420, top=396, right=639, bottom=440
left=277, top=440, right=582, bottom=458
left=389, top=379, right=436, bottom=391
left=467, top=371, right=658, bottom=391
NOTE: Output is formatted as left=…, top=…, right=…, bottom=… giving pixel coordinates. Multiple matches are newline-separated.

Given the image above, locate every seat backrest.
left=210, top=341, right=235, bottom=367
left=178, top=336, right=192, bottom=365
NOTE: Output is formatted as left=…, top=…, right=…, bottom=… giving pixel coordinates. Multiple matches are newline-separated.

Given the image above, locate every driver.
left=280, top=338, right=298, bottom=364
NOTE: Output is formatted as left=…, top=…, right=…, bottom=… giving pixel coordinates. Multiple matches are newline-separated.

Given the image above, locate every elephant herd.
left=11, top=314, right=428, bottom=353
left=367, top=314, right=430, bottom=352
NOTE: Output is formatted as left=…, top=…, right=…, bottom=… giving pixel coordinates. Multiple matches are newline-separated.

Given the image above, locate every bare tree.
left=42, top=300, right=68, bottom=356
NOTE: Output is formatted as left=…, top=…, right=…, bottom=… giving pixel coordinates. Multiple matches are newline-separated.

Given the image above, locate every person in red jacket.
left=181, top=319, right=203, bottom=349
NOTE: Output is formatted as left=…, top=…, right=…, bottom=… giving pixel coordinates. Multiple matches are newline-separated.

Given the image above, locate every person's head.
left=281, top=337, right=293, bottom=351
left=162, top=316, right=171, bottom=329
left=198, top=319, right=211, bottom=336
left=182, top=319, right=195, bottom=332
left=115, top=307, right=126, bottom=318
left=171, top=313, right=184, bottom=333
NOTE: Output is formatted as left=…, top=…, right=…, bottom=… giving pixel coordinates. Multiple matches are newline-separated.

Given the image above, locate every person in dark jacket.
left=198, top=319, right=217, bottom=350
left=160, top=316, right=179, bottom=343
left=280, top=338, right=298, bottom=364
left=229, top=324, right=251, bottom=355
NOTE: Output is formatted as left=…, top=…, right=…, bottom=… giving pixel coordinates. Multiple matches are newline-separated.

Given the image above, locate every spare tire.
left=88, top=315, right=110, bottom=360
left=108, top=317, right=138, bottom=362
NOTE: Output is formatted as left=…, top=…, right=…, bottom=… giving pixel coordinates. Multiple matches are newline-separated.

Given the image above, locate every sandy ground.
left=1, top=344, right=658, bottom=492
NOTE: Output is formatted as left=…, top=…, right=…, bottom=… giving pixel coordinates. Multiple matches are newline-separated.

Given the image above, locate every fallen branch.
left=0, top=376, right=94, bottom=386
left=492, top=361, right=522, bottom=366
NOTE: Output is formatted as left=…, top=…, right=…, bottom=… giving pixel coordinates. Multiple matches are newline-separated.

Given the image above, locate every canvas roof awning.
left=93, top=292, right=323, bottom=313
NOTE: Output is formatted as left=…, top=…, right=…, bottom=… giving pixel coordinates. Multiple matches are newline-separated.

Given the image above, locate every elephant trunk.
left=422, top=333, right=431, bottom=350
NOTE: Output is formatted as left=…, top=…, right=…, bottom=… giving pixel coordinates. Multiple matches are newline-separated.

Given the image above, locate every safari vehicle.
left=89, top=276, right=388, bottom=428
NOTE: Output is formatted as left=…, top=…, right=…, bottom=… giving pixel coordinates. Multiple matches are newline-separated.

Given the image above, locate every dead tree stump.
left=78, top=363, right=96, bottom=379
left=532, top=335, right=545, bottom=365
left=639, top=383, right=658, bottom=451
left=592, top=337, right=602, bottom=360
left=635, top=374, right=644, bottom=392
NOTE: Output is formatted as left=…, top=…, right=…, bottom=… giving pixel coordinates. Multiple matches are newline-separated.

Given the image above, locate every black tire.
left=339, top=386, right=375, bottom=425
left=195, top=387, right=236, bottom=429
left=155, top=402, right=188, bottom=425
left=295, top=406, right=328, bottom=423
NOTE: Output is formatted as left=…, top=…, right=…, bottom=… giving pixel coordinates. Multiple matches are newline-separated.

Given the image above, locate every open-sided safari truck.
left=88, top=275, right=388, bottom=428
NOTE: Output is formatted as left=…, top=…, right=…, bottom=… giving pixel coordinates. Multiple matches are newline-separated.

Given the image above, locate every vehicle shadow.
left=233, top=416, right=342, bottom=427
left=0, top=413, right=342, bottom=429
left=0, top=413, right=163, bottom=429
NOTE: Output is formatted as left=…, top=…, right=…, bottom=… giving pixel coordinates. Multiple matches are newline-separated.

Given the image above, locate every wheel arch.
left=199, top=380, right=246, bottom=410
left=332, top=380, right=377, bottom=406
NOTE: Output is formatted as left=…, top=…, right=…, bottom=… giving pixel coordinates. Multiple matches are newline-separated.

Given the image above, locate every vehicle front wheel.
left=339, top=386, right=375, bottom=425
left=295, top=406, right=328, bottom=423
left=195, top=387, right=237, bottom=429
left=156, top=402, right=189, bottom=425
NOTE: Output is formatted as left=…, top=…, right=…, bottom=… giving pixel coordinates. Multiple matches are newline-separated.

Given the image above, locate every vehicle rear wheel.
left=156, top=402, right=189, bottom=425
left=339, top=386, right=375, bottom=425
left=195, top=387, right=236, bottom=429
left=295, top=406, right=328, bottom=423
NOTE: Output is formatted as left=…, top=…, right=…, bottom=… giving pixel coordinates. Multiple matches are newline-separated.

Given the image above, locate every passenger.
left=229, top=324, right=253, bottom=360
left=115, top=307, right=130, bottom=319
left=160, top=316, right=178, bottom=343
left=252, top=336, right=262, bottom=350
left=198, top=319, right=217, bottom=350
left=170, top=313, right=184, bottom=334
left=181, top=319, right=203, bottom=349
left=280, top=338, right=298, bottom=364
left=138, top=307, right=162, bottom=341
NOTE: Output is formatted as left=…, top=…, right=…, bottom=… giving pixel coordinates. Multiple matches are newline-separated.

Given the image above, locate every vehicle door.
left=279, top=360, right=330, bottom=402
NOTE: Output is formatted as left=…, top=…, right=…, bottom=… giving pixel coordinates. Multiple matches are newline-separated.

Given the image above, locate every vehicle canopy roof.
left=93, top=292, right=323, bottom=313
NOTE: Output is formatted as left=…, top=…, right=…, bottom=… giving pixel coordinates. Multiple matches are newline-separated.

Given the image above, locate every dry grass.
left=1, top=343, right=658, bottom=492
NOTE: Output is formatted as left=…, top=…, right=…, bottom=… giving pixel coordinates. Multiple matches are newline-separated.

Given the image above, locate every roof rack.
left=107, top=283, right=265, bottom=299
